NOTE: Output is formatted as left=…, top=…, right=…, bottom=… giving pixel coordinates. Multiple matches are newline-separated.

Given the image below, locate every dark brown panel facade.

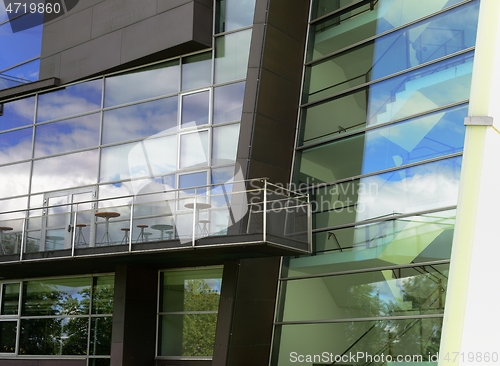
left=39, top=0, right=213, bottom=84
left=237, top=0, right=309, bottom=185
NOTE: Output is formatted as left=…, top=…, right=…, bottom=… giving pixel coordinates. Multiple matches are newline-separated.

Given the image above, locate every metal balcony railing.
left=0, top=178, right=312, bottom=262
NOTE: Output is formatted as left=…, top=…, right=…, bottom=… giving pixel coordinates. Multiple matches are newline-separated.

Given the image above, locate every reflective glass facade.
left=272, top=1, right=480, bottom=364
left=0, top=4, right=42, bottom=90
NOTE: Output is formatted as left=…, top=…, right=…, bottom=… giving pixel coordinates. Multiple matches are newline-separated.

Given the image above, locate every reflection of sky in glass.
left=356, top=157, right=462, bottom=222
left=0, top=96, right=35, bottom=131
left=180, top=131, right=209, bottom=168
left=215, top=29, right=252, bottom=84
left=104, top=61, right=179, bottom=107
left=213, top=81, right=244, bottom=124
left=218, top=0, right=256, bottom=32
left=182, top=52, right=211, bottom=91
left=37, top=79, right=102, bottom=122
left=100, top=136, right=177, bottom=183
left=361, top=105, right=467, bottom=174
left=179, top=171, right=207, bottom=193
left=181, top=91, right=210, bottom=126
left=103, top=96, right=178, bottom=144
left=0, top=127, right=32, bottom=164
left=368, top=53, right=473, bottom=126
left=0, top=22, right=42, bottom=73
left=212, top=123, right=240, bottom=163
left=31, top=150, right=99, bottom=193
left=0, top=162, right=30, bottom=198
left=34, top=113, right=100, bottom=157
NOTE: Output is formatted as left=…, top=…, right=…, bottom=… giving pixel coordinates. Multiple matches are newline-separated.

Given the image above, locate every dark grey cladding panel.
left=40, top=0, right=213, bottom=84
left=237, top=0, right=309, bottom=185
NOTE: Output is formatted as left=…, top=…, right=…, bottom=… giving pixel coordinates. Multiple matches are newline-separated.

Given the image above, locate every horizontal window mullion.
left=275, top=313, right=444, bottom=326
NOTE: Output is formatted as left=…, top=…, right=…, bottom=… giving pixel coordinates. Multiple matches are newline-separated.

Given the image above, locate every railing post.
left=20, top=214, right=27, bottom=261
left=192, top=188, right=197, bottom=248
left=129, top=202, right=134, bottom=252
left=307, top=194, right=312, bottom=253
left=71, top=208, right=77, bottom=257
left=263, top=179, right=267, bottom=242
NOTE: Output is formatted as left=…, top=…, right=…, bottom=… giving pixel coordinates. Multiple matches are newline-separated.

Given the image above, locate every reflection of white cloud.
left=356, top=161, right=460, bottom=222
left=37, top=93, right=101, bottom=122
left=31, top=150, right=99, bottom=193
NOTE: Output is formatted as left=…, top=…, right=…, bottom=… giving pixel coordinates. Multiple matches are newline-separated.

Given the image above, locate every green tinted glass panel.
left=215, top=29, right=252, bottom=84
left=298, top=105, right=467, bottom=180
left=279, top=264, right=448, bottom=321
left=301, top=53, right=473, bottom=143
left=274, top=318, right=442, bottom=365
left=158, top=313, right=218, bottom=357
left=307, top=157, right=461, bottom=228
left=160, top=268, right=222, bottom=312
left=309, top=0, right=466, bottom=60
left=311, top=0, right=357, bottom=19
left=182, top=52, right=212, bottom=91
left=216, top=0, right=256, bottom=33
left=92, top=276, right=114, bottom=315
left=22, top=277, right=91, bottom=316
left=1, top=283, right=20, bottom=315
left=305, top=2, right=479, bottom=102
left=310, top=209, right=455, bottom=259
left=90, top=316, right=112, bottom=355
left=19, top=317, right=88, bottom=355
left=0, top=321, right=16, bottom=353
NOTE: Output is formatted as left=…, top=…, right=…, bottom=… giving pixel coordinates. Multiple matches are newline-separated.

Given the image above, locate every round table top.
left=95, top=211, right=121, bottom=219
left=151, top=224, right=174, bottom=231
left=199, top=220, right=211, bottom=224
left=137, top=224, right=149, bottom=229
left=121, top=228, right=130, bottom=232
left=76, top=223, right=87, bottom=228
left=0, top=226, right=13, bottom=231
left=184, top=202, right=211, bottom=210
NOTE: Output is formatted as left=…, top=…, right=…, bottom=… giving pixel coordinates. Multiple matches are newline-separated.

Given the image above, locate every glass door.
left=39, top=187, right=97, bottom=251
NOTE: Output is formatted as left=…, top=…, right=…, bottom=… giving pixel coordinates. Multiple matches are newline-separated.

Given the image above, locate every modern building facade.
left=0, top=0, right=498, bottom=365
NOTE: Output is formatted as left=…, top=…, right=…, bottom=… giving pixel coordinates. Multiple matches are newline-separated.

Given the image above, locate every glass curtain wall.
left=0, top=0, right=255, bottom=252
left=0, top=275, right=114, bottom=365
left=272, top=0, right=480, bottom=365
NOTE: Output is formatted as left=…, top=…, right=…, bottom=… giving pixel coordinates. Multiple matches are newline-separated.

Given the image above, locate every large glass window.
left=104, top=60, right=179, bottom=107
left=34, top=113, right=100, bottom=158
left=37, top=79, right=103, bottom=123
left=102, top=96, right=178, bottom=145
left=309, top=0, right=466, bottom=59
left=158, top=267, right=222, bottom=357
left=216, top=0, right=256, bottom=33
left=0, top=96, right=35, bottom=131
left=214, top=29, right=252, bottom=84
left=182, top=52, right=212, bottom=91
left=305, top=2, right=479, bottom=103
left=0, top=275, right=113, bottom=357
left=213, top=81, right=245, bottom=124
left=297, top=104, right=467, bottom=181
left=301, top=52, right=474, bottom=142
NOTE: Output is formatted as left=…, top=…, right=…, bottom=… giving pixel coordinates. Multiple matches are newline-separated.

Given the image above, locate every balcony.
left=0, top=179, right=311, bottom=278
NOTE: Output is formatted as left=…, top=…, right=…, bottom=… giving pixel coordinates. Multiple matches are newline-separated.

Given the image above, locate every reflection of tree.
left=19, top=281, right=114, bottom=356
left=334, top=268, right=446, bottom=364
left=182, top=279, right=220, bottom=356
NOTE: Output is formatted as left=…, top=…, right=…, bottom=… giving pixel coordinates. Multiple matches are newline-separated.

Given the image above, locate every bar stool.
left=75, top=224, right=87, bottom=247
left=121, top=228, right=130, bottom=244
left=136, top=224, right=149, bottom=243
